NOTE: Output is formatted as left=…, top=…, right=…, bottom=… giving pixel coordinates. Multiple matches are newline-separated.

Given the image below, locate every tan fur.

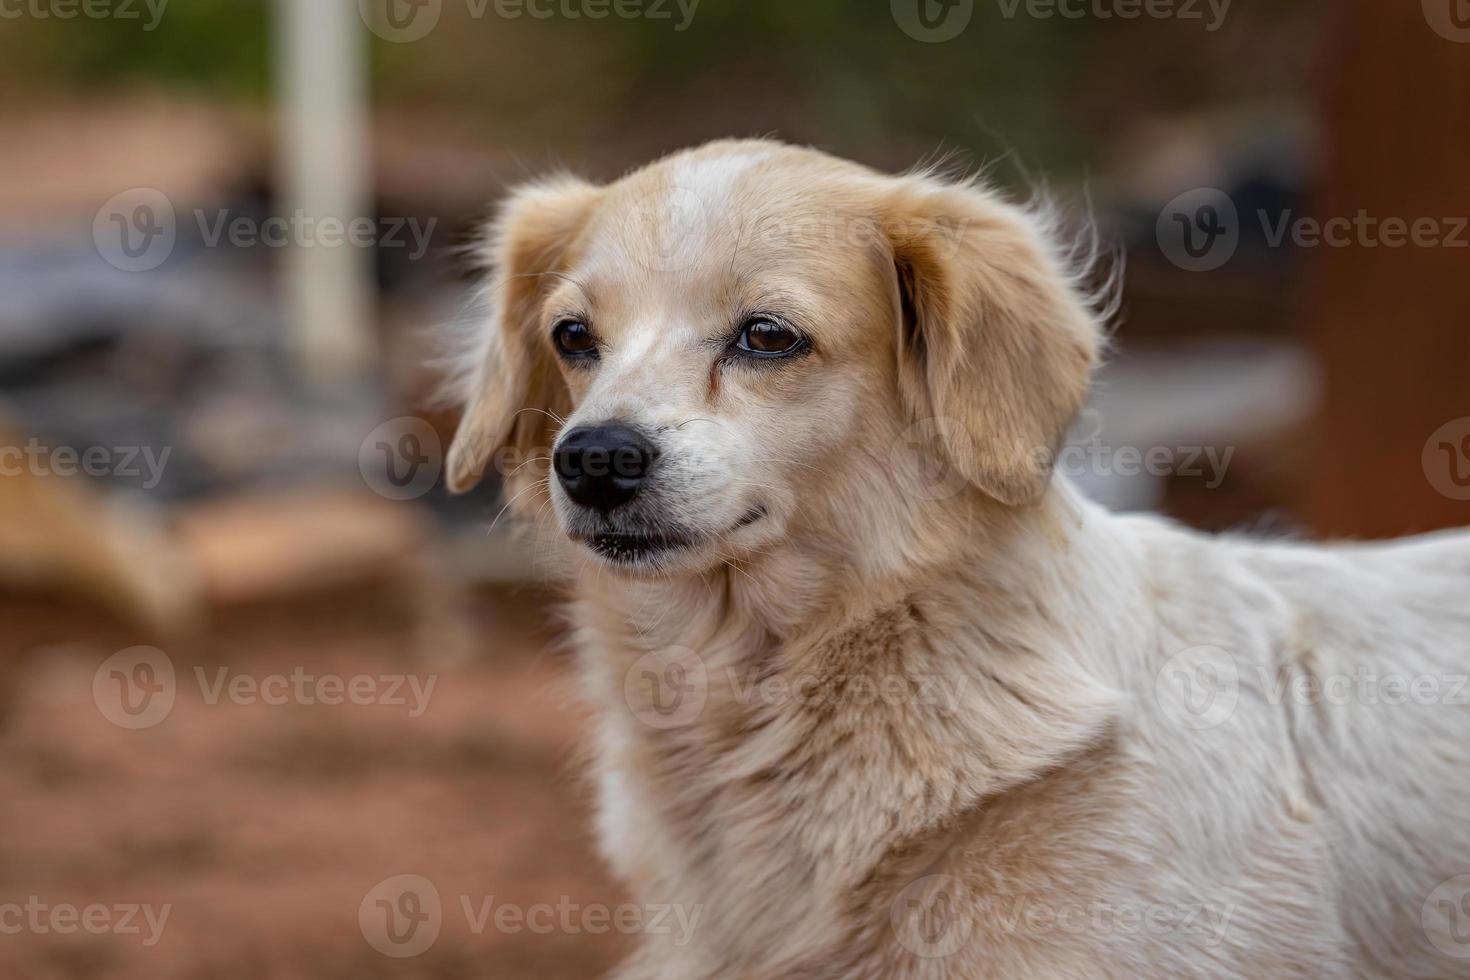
left=447, top=140, right=1470, bottom=978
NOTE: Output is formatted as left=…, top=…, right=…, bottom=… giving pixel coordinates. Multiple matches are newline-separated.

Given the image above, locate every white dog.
left=445, top=139, right=1470, bottom=978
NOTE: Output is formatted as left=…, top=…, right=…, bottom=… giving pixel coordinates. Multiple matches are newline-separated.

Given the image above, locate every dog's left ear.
left=881, top=178, right=1100, bottom=506
left=445, top=176, right=603, bottom=495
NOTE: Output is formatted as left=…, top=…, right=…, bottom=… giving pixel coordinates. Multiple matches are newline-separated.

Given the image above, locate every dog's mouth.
left=575, top=507, right=767, bottom=566
left=585, top=530, right=693, bottom=563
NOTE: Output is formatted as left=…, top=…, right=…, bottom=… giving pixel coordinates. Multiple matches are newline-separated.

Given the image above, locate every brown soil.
left=0, top=587, right=628, bottom=980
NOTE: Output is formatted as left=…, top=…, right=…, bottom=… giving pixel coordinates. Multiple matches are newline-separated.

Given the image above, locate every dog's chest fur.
left=569, top=515, right=1143, bottom=976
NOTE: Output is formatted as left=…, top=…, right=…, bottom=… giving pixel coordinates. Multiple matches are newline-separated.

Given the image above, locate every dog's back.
left=1256, top=529, right=1470, bottom=977
left=1132, top=521, right=1470, bottom=978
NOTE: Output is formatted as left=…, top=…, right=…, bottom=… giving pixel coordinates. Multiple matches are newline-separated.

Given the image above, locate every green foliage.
left=2, top=0, right=1316, bottom=180
left=0, top=0, right=271, bottom=98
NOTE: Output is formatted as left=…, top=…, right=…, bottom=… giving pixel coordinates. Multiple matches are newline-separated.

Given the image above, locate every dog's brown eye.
left=736, top=319, right=803, bottom=357
left=553, top=320, right=598, bottom=359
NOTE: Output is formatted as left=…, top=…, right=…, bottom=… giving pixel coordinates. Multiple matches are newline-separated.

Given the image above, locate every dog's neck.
left=563, top=477, right=1157, bottom=972
left=571, top=476, right=1146, bottom=792
left=575, top=475, right=1123, bottom=649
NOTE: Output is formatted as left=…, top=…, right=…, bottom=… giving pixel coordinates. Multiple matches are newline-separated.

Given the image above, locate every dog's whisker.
left=716, top=552, right=760, bottom=589
left=512, top=406, right=569, bottom=427
left=509, top=455, right=552, bottom=477
left=744, top=455, right=822, bottom=473
left=487, top=478, right=550, bottom=537
left=531, top=495, right=557, bottom=531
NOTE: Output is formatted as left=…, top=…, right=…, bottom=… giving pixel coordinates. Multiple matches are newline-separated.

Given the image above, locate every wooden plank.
left=1298, top=0, right=1470, bottom=537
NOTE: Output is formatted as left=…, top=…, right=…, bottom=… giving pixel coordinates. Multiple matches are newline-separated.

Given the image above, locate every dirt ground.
left=0, top=586, right=629, bottom=980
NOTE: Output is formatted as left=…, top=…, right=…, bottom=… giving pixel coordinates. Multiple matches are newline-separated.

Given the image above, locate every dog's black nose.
left=554, top=423, right=657, bottom=514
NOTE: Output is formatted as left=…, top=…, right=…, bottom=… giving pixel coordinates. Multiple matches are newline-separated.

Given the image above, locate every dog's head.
left=447, top=140, right=1100, bottom=575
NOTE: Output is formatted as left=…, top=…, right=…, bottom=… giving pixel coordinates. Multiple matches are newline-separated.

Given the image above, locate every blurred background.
left=0, top=0, right=1466, bottom=976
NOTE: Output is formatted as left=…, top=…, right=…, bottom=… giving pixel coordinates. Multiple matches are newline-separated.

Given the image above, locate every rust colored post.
left=1299, top=0, right=1470, bottom=537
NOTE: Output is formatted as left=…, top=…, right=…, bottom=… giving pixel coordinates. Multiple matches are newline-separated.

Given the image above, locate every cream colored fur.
left=446, top=140, right=1470, bottom=978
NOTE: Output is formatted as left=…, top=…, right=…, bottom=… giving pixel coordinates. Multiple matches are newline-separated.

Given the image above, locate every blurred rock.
left=0, top=416, right=200, bottom=639
left=174, top=489, right=425, bottom=608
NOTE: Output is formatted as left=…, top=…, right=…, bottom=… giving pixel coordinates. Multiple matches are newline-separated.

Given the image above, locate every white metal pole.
left=275, top=0, right=374, bottom=383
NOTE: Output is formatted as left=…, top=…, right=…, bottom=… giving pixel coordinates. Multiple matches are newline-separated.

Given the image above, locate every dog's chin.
left=568, top=507, right=770, bottom=577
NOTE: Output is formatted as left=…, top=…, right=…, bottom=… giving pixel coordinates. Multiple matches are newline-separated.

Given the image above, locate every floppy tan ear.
left=881, top=178, right=1100, bottom=506
left=445, top=176, right=602, bottom=495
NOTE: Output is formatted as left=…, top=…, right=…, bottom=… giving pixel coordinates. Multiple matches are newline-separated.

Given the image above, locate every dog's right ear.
left=879, top=176, right=1100, bottom=506
left=445, top=176, right=602, bottom=495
